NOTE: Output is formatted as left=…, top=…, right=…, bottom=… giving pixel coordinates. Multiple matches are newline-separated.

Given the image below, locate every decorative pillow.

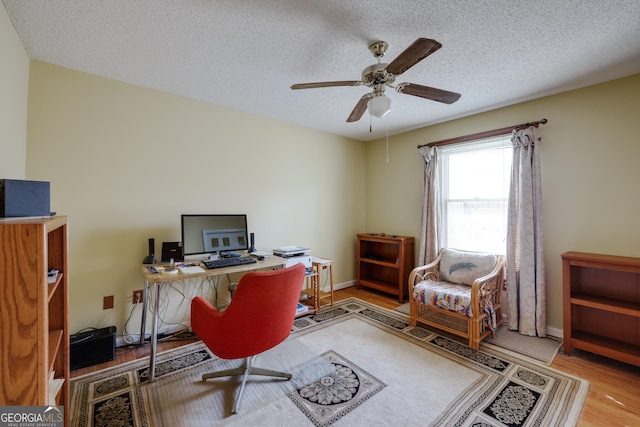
left=439, top=248, right=497, bottom=286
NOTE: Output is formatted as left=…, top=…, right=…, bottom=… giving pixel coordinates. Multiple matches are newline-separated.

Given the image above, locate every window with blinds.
left=439, top=134, right=512, bottom=254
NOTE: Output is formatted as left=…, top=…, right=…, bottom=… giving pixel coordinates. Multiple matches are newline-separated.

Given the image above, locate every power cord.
left=121, top=293, right=143, bottom=345
left=120, top=275, right=232, bottom=349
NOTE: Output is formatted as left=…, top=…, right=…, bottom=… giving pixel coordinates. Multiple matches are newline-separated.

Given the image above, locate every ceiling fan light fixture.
left=368, top=94, right=391, bottom=118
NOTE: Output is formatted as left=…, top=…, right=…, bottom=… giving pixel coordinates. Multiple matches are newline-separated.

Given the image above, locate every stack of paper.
left=178, top=265, right=205, bottom=274
left=48, top=370, right=64, bottom=405
left=47, top=269, right=59, bottom=284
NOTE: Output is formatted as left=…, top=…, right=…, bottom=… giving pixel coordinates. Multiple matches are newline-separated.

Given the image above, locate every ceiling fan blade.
left=385, top=38, right=442, bottom=76
left=347, top=94, right=373, bottom=122
left=291, top=81, right=360, bottom=90
left=396, top=83, right=461, bottom=104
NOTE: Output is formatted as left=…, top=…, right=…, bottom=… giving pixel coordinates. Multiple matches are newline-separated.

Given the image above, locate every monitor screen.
left=181, top=214, right=249, bottom=256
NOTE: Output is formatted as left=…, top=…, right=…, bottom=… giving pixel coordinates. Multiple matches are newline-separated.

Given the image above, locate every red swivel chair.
left=190, top=263, right=306, bottom=414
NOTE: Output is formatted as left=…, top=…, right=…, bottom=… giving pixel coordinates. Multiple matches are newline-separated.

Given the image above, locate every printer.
left=273, top=246, right=312, bottom=270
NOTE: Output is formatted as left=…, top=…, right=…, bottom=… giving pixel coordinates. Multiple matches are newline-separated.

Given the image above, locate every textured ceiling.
left=3, top=0, right=640, bottom=141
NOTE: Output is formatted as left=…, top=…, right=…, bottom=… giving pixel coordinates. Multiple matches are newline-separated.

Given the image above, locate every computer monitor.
left=181, top=214, right=249, bottom=256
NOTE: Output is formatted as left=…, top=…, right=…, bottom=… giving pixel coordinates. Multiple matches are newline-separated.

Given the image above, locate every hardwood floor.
left=72, top=286, right=640, bottom=426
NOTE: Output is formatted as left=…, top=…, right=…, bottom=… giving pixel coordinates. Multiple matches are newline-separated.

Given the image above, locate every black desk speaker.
left=143, top=238, right=156, bottom=264
left=248, top=232, right=256, bottom=253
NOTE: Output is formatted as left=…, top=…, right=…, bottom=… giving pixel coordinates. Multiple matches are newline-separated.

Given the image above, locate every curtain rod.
left=417, top=118, right=548, bottom=149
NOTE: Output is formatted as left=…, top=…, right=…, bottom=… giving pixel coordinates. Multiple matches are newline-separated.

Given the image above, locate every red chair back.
left=191, top=263, right=306, bottom=359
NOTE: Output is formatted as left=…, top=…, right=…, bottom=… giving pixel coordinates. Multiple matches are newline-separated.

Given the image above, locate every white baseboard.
left=333, top=280, right=356, bottom=291
left=116, top=280, right=563, bottom=347
left=501, top=314, right=563, bottom=339
left=546, top=326, right=562, bottom=339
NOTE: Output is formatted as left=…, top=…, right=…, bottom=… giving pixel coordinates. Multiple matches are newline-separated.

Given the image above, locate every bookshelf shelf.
left=357, top=234, right=414, bottom=302
left=562, top=251, right=640, bottom=367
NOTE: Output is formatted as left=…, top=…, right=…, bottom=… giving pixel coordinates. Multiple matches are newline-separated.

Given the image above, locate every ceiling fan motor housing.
left=361, top=63, right=395, bottom=88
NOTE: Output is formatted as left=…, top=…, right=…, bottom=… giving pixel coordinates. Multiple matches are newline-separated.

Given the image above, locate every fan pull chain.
left=386, top=125, right=389, bottom=163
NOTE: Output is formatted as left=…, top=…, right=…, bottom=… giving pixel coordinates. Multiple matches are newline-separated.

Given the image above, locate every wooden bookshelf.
left=0, top=216, right=70, bottom=425
left=562, top=251, right=640, bottom=367
left=357, top=233, right=414, bottom=302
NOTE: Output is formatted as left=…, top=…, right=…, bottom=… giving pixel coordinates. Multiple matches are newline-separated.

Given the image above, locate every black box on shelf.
left=0, top=179, right=50, bottom=218
left=70, top=326, right=116, bottom=370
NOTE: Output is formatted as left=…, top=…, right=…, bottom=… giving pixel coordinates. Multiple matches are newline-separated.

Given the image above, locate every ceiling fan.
left=291, top=38, right=461, bottom=122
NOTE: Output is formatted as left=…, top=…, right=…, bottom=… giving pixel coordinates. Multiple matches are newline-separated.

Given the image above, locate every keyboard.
left=202, top=256, right=257, bottom=269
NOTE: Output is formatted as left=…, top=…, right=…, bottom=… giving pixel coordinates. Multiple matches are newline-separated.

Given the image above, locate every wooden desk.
left=140, top=255, right=286, bottom=382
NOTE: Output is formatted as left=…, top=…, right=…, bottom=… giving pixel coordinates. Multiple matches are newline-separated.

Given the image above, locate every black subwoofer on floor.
left=70, top=326, right=116, bottom=370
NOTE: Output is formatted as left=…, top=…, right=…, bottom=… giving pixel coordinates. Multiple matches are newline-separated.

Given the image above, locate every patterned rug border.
left=70, top=340, right=210, bottom=383
left=294, top=298, right=564, bottom=372
left=394, top=302, right=564, bottom=365
left=70, top=297, right=589, bottom=426
left=70, top=342, right=213, bottom=427
left=292, top=298, right=590, bottom=426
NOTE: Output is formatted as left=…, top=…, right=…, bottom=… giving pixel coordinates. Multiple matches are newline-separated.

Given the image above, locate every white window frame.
left=438, top=134, right=512, bottom=254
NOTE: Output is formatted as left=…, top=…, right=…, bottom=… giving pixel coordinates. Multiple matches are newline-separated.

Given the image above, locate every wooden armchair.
left=408, top=248, right=505, bottom=350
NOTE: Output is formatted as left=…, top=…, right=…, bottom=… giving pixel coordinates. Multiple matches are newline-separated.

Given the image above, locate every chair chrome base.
left=202, top=355, right=292, bottom=414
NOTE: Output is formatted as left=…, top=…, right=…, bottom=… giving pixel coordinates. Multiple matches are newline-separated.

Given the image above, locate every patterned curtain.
left=418, top=146, right=441, bottom=265
left=506, top=126, right=546, bottom=337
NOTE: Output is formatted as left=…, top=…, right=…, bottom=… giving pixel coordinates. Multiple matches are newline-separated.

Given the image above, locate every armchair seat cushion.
left=413, top=280, right=473, bottom=316
left=412, top=280, right=497, bottom=332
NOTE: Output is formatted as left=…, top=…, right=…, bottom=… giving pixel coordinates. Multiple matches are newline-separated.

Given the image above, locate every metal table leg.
left=139, top=280, right=150, bottom=346
left=148, top=281, right=161, bottom=383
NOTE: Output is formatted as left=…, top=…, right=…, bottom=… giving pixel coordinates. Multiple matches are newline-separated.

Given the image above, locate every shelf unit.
left=300, top=258, right=335, bottom=312
left=298, top=271, right=319, bottom=316
left=562, top=251, right=640, bottom=367
left=0, top=216, right=69, bottom=424
left=357, top=233, right=414, bottom=302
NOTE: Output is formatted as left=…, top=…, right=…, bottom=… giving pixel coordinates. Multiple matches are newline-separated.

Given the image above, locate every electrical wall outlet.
left=103, top=295, right=114, bottom=310
left=133, top=290, right=144, bottom=304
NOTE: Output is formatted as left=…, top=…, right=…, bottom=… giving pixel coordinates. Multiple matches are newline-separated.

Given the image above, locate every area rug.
left=70, top=298, right=588, bottom=426
left=395, top=302, right=563, bottom=365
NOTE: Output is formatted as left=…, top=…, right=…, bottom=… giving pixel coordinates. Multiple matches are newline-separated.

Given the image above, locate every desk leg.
left=313, top=273, right=319, bottom=311
left=209, top=275, right=220, bottom=310
left=139, top=280, right=150, bottom=346
left=328, top=264, right=334, bottom=306
left=148, top=281, right=161, bottom=383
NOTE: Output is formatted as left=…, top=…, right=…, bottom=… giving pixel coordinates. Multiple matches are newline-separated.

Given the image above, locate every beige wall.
left=0, top=5, right=29, bottom=178
left=365, top=74, right=640, bottom=332
left=5, top=6, right=639, bottom=337
left=26, top=61, right=366, bottom=336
